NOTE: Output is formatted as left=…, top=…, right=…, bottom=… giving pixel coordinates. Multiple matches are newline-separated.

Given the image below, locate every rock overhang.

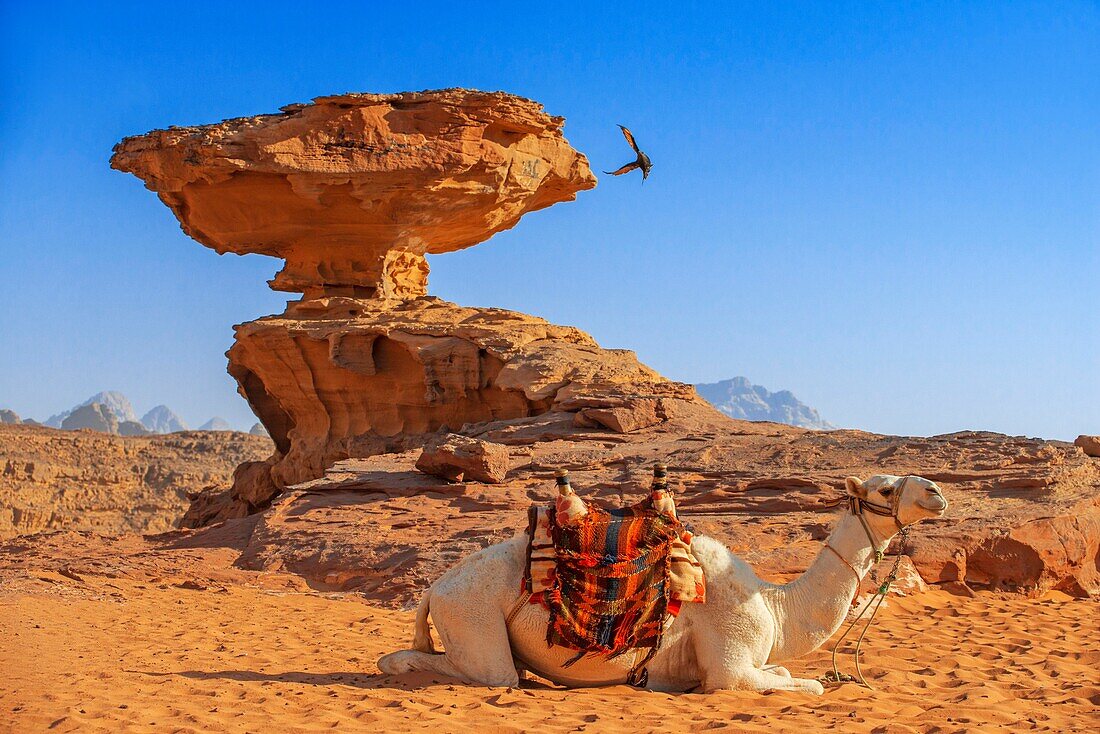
left=111, top=88, right=597, bottom=298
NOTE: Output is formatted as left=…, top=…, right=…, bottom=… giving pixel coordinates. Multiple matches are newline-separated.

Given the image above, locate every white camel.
left=378, top=474, right=947, bottom=694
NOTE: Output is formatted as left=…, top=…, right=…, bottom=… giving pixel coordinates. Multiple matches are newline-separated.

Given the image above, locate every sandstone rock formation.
left=112, top=89, right=596, bottom=299
left=1075, top=435, right=1100, bottom=458
left=106, top=88, right=1098, bottom=604
left=0, top=423, right=271, bottom=538
left=217, top=296, right=704, bottom=512
left=0, top=410, right=21, bottom=425
left=114, top=89, right=712, bottom=512
left=415, top=434, right=510, bottom=484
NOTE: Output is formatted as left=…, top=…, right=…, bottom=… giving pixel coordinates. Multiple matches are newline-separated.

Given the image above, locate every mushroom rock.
left=111, top=89, right=596, bottom=299
left=115, top=89, right=712, bottom=513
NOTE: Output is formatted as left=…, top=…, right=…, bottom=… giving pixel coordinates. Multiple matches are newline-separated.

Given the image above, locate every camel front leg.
left=705, top=666, right=824, bottom=695
left=692, top=619, right=823, bottom=695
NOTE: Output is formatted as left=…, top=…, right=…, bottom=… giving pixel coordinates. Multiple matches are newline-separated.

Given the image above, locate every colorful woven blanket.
left=523, top=480, right=705, bottom=662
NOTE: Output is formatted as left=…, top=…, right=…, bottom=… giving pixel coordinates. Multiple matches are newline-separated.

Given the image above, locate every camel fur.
left=378, top=474, right=948, bottom=694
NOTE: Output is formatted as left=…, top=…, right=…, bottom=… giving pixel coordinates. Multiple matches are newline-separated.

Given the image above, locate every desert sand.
left=2, top=567, right=1096, bottom=733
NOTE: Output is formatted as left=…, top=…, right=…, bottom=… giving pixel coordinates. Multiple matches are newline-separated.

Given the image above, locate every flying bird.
left=604, top=125, right=652, bottom=181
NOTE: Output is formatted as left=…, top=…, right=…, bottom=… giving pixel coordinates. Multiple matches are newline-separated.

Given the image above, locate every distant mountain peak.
left=696, top=377, right=834, bottom=430
left=141, top=405, right=188, bottom=434
left=46, top=391, right=138, bottom=428
left=198, top=417, right=232, bottom=432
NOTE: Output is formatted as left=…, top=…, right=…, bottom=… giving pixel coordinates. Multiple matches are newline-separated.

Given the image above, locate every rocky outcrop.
left=222, top=296, right=702, bottom=508
left=1076, top=435, right=1100, bottom=458
left=249, top=423, right=270, bottom=437
left=0, top=423, right=271, bottom=538
left=218, top=418, right=1100, bottom=606
left=112, top=89, right=596, bottom=299
left=0, top=410, right=21, bottom=425
left=415, top=434, right=510, bottom=484
left=696, top=377, right=834, bottom=430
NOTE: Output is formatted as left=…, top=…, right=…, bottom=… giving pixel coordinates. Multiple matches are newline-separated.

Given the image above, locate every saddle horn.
left=651, top=462, right=669, bottom=491
left=554, top=468, right=574, bottom=497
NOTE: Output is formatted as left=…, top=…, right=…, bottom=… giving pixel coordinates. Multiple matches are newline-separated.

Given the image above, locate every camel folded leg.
left=377, top=649, right=463, bottom=679
left=703, top=666, right=824, bottom=695
left=693, top=627, right=822, bottom=694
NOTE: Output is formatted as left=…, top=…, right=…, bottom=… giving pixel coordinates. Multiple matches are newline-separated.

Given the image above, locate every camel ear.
left=845, top=476, right=868, bottom=499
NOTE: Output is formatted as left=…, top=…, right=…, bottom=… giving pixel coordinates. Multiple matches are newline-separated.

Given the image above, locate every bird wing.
left=618, top=125, right=641, bottom=153
left=604, top=162, right=640, bottom=176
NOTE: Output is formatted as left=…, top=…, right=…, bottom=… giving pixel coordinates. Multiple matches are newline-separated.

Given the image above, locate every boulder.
left=579, top=398, right=664, bottom=433
left=1075, top=435, right=1100, bottom=458
left=415, top=434, right=511, bottom=484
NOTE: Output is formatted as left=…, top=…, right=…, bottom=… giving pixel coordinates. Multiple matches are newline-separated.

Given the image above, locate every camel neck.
left=765, top=514, right=889, bottom=663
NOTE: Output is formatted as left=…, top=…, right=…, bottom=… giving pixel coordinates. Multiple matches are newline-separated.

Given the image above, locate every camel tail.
left=411, top=590, right=436, bottom=653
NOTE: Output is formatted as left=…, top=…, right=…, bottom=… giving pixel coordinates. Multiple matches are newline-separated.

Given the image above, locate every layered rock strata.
left=215, top=296, right=702, bottom=513
left=0, top=424, right=271, bottom=538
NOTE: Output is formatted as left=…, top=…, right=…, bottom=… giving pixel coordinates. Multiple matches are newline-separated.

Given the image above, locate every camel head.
left=844, top=474, right=948, bottom=532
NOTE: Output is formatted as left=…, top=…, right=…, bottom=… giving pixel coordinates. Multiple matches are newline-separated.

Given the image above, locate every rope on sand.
left=820, top=525, right=911, bottom=690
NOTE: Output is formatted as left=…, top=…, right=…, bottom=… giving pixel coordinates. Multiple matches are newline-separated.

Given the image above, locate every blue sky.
left=1, top=1, right=1097, bottom=438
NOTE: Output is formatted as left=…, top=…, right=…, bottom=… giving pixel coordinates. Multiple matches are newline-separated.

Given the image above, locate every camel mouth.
left=917, top=495, right=948, bottom=513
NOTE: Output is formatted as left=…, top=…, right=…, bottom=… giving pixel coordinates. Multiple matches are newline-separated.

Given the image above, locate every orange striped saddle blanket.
left=522, top=480, right=705, bottom=660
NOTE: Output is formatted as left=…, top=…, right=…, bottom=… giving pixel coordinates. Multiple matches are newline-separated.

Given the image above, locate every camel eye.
left=880, top=487, right=893, bottom=496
